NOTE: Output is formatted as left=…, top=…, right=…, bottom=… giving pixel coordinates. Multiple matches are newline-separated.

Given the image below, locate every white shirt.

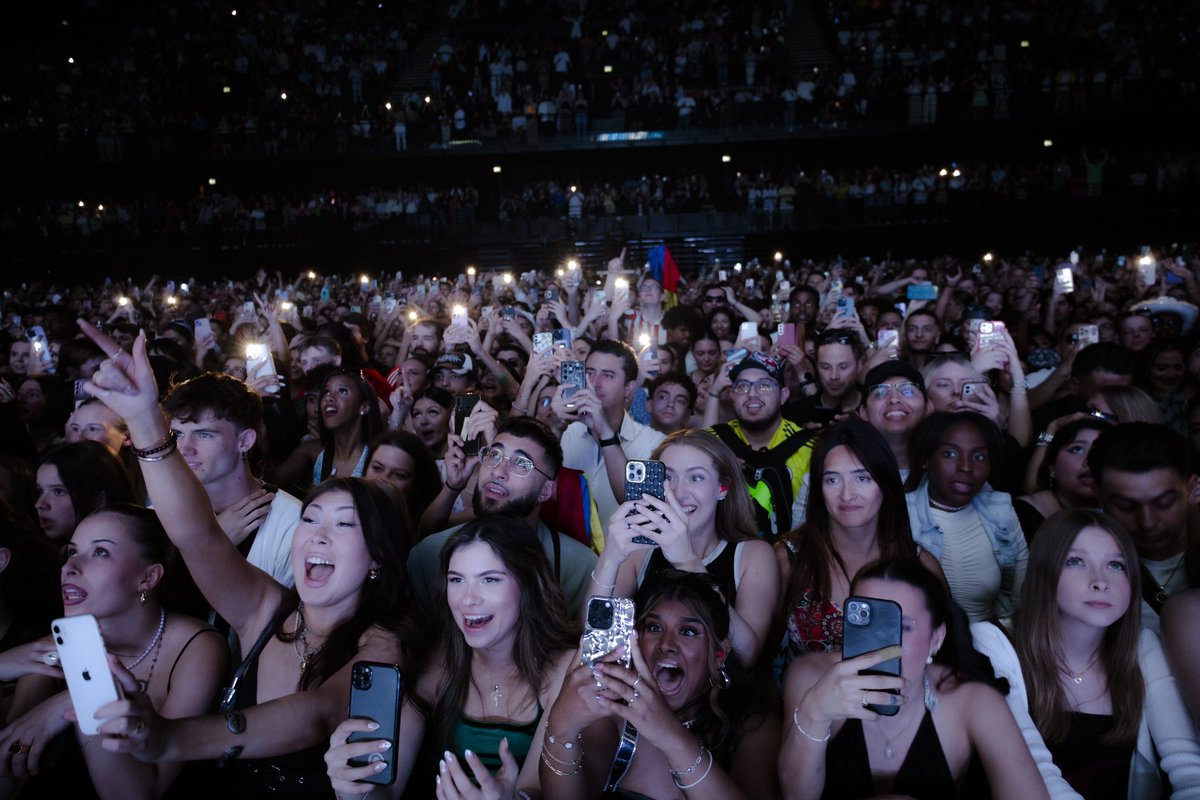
left=248, top=490, right=302, bottom=588
left=561, top=413, right=665, bottom=524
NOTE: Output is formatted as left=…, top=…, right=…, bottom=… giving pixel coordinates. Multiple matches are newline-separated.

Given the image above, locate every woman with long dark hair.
left=1010, top=510, right=1200, bottom=798
left=782, top=559, right=1048, bottom=800
left=363, top=429, right=442, bottom=530
left=327, top=516, right=577, bottom=799
left=75, top=324, right=424, bottom=798
left=539, top=571, right=780, bottom=799
left=776, top=420, right=943, bottom=662
left=35, top=442, right=134, bottom=545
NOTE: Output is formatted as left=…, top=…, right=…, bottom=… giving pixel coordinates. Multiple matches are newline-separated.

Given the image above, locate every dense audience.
left=0, top=242, right=1199, bottom=798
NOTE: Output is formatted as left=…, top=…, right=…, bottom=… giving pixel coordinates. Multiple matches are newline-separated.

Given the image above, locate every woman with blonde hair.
left=586, top=428, right=780, bottom=666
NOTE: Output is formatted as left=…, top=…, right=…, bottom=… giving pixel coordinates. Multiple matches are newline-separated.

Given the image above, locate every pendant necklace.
left=293, top=604, right=324, bottom=672
left=1154, top=557, right=1185, bottom=605
left=1059, top=652, right=1101, bottom=685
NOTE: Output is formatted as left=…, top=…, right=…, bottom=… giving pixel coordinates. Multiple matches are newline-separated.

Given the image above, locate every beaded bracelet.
left=132, top=431, right=177, bottom=461
left=792, top=707, right=832, bottom=742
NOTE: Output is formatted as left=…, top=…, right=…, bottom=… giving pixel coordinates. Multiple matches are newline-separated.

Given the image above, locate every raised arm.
left=80, top=322, right=287, bottom=635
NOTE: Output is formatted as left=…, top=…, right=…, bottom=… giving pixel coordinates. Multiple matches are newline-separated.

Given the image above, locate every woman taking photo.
left=905, top=412, right=1028, bottom=622
left=776, top=420, right=943, bottom=662
left=0, top=505, right=226, bottom=799
left=327, top=517, right=577, bottom=799
left=1014, top=418, right=1107, bottom=543
left=781, top=559, right=1048, bottom=800
left=588, top=429, right=779, bottom=667
left=272, top=368, right=383, bottom=492
left=538, top=571, right=780, bottom=799
left=1010, top=510, right=1200, bottom=798
left=77, top=325, right=423, bottom=798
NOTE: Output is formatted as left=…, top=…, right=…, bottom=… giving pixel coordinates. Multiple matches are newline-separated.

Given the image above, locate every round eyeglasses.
left=478, top=446, right=553, bottom=479
left=731, top=380, right=779, bottom=395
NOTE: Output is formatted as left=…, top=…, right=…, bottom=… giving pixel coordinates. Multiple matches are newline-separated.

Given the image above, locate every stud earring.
left=368, top=567, right=381, bottom=582
left=139, top=590, right=148, bottom=605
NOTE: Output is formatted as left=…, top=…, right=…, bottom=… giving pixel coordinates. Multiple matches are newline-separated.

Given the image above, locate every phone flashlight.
left=245, top=343, right=267, bottom=360
left=638, top=333, right=651, bottom=349
left=117, top=296, right=129, bottom=307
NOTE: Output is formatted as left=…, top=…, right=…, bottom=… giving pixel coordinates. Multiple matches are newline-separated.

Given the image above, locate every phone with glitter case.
left=842, top=596, right=902, bottom=716
left=53, top=614, right=121, bottom=735
left=581, top=597, right=635, bottom=668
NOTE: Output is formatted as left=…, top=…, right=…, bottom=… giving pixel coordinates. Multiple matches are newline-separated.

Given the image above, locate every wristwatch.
left=598, top=434, right=621, bottom=448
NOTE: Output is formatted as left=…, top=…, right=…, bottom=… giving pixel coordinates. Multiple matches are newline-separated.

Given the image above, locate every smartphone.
left=961, top=381, right=987, bottom=398
left=835, top=295, right=855, bottom=317
left=842, top=596, right=902, bottom=716
left=242, top=301, right=256, bottom=320
left=907, top=284, right=938, bottom=301
left=877, top=329, right=899, bottom=349
left=532, top=332, right=553, bottom=355
left=624, top=460, right=666, bottom=546
left=1056, top=267, right=1074, bottom=293
left=777, top=323, right=797, bottom=348
left=303, top=305, right=314, bottom=318
left=194, top=317, right=213, bottom=340
left=500, top=306, right=516, bottom=322
left=724, top=347, right=749, bottom=365
left=347, top=661, right=403, bottom=786
left=454, top=392, right=483, bottom=456
left=560, top=361, right=586, bottom=398
left=1072, top=324, right=1099, bottom=347
left=53, top=614, right=121, bottom=735
left=27, top=326, right=54, bottom=371
left=451, top=305, right=469, bottom=328
left=1139, top=261, right=1157, bottom=286
left=737, top=321, right=759, bottom=345
left=552, top=328, right=572, bottom=350
left=718, top=270, right=728, bottom=282
left=545, top=287, right=559, bottom=303
left=745, top=278, right=755, bottom=291
left=244, top=344, right=279, bottom=394
left=976, top=320, right=1007, bottom=351
left=581, top=597, right=635, bottom=668
left=830, top=278, right=844, bottom=295
left=320, top=287, right=332, bottom=302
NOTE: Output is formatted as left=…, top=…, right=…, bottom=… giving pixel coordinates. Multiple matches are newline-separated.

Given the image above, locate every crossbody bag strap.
left=602, top=720, right=639, bottom=792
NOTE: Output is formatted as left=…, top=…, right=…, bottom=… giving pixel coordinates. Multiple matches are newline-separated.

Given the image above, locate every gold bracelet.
left=540, top=747, right=580, bottom=776
left=792, top=707, right=832, bottom=742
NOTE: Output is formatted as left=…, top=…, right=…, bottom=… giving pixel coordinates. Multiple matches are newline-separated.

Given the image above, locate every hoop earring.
left=710, top=666, right=731, bottom=690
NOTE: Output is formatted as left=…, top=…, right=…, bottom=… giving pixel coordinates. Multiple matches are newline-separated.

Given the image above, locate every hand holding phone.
left=624, top=460, right=666, bottom=546
left=347, top=662, right=403, bottom=785
left=842, top=596, right=902, bottom=716
left=581, top=597, right=635, bottom=668
left=53, top=615, right=121, bottom=735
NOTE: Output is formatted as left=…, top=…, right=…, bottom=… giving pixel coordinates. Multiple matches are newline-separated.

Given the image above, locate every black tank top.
left=637, top=540, right=740, bottom=607
left=1047, top=712, right=1132, bottom=800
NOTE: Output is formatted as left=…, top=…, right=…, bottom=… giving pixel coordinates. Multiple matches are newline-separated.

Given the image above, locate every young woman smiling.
left=904, top=412, right=1028, bottom=622
left=75, top=324, right=423, bottom=797
left=782, top=559, right=1048, bottom=800
left=776, top=421, right=944, bottom=663
left=328, top=517, right=577, bottom=799
left=539, top=572, right=779, bottom=799
left=588, top=429, right=780, bottom=667
left=1009, top=510, right=1200, bottom=799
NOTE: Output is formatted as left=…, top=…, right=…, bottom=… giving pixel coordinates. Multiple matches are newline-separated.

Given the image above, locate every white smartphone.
left=451, top=305, right=469, bottom=328
left=532, top=332, right=553, bottom=355
left=53, top=614, right=120, bottom=736
left=1056, top=267, right=1074, bottom=293
left=245, top=343, right=279, bottom=393
left=738, top=321, right=759, bottom=345
left=194, top=317, right=213, bottom=339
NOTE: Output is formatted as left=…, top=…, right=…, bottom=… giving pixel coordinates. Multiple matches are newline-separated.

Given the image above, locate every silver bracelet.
left=792, top=707, right=832, bottom=742
left=671, top=747, right=713, bottom=790
left=590, top=570, right=616, bottom=592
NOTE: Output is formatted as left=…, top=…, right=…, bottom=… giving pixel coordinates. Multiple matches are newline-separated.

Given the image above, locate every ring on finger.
left=629, top=689, right=639, bottom=705
left=860, top=691, right=869, bottom=708
left=7, top=743, right=21, bottom=755
left=131, top=719, right=145, bottom=736
left=631, top=676, right=641, bottom=689
left=16, top=745, right=29, bottom=755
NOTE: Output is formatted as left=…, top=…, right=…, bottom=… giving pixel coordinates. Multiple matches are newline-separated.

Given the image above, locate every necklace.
left=1154, top=556, right=1186, bottom=605
left=489, top=684, right=504, bottom=708
left=875, top=705, right=923, bottom=760
left=292, top=604, right=325, bottom=672
left=928, top=498, right=968, bottom=513
left=1059, top=651, right=1101, bottom=685
left=120, top=608, right=166, bottom=670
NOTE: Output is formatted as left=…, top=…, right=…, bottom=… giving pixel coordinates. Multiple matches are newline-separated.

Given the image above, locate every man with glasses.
left=857, top=361, right=931, bottom=477
left=784, top=329, right=865, bottom=428
left=708, top=352, right=815, bottom=540
left=408, top=416, right=597, bottom=616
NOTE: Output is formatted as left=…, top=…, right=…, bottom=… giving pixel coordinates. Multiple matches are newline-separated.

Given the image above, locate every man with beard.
left=708, top=352, right=815, bottom=540
left=406, top=416, right=597, bottom=616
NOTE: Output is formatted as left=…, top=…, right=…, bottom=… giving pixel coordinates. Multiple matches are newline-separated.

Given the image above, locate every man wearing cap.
left=432, top=352, right=477, bottom=396
left=706, top=352, right=815, bottom=540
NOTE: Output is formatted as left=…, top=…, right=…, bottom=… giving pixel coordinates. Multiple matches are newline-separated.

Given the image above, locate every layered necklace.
left=122, top=608, right=166, bottom=670
left=293, top=604, right=325, bottom=672
left=1058, top=651, right=1101, bottom=685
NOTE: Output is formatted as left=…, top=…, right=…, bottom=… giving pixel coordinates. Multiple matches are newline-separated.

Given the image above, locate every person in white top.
left=163, top=372, right=299, bottom=587
left=553, top=339, right=664, bottom=523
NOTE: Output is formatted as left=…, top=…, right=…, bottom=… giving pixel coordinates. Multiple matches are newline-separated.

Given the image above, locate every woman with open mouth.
left=905, top=412, right=1028, bottom=623
left=74, top=322, right=423, bottom=798
left=539, top=571, right=779, bottom=799
left=328, top=516, right=578, bottom=799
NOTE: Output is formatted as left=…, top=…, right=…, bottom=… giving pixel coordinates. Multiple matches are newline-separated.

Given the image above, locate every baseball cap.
left=862, top=361, right=925, bottom=394
left=729, top=352, right=783, bottom=385
left=432, top=352, right=475, bottom=376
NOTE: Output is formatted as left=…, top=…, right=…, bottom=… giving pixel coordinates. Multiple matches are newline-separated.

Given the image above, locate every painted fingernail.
left=443, top=750, right=454, bottom=761
left=377, top=740, right=391, bottom=750
left=465, top=749, right=474, bottom=759
left=439, top=759, right=446, bottom=772
left=366, top=721, right=380, bottom=731
left=374, top=761, right=387, bottom=771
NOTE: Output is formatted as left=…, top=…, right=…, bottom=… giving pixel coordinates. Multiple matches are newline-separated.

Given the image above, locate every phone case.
left=532, top=332, right=553, bottom=354
left=738, top=322, right=759, bottom=343
left=552, top=328, right=573, bottom=349
left=454, top=393, right=483, bottom=456
left=245, top=347, right=278, bottom=392
left=347, top=662, right=403, bottom=785
left=841, top=596, right=902, bottom=716
left=581, top=597, right=635, bottom=667
left=777, top=323, right=797, bottom=348
left=624, top=460, right=666, bottom=546
left=561, top=361, right=586, bottom=398
left=53, top=615, right=121, bottom=735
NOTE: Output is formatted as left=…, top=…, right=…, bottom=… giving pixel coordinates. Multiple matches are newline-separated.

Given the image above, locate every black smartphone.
left=624, top=460, right=666, bottom=546
left=560, top=360, right=586, bottom=398
left=842, top=595, right=902, bottom=716
left=348, top=661, right=403, bottom=785
left=552, top=328, right=573, bottom=350
left=454, top=392, right=483, bottom=456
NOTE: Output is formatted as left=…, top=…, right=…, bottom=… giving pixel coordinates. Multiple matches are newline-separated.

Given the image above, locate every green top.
left=452, top=704, right=543, bottom=773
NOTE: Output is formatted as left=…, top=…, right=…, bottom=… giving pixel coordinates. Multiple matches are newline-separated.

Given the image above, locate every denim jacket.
left=906, top=478, right=1028, bottom=618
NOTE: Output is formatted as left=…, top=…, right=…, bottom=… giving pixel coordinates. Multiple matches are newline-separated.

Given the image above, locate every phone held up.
left=841, top=596, right=902, bottom=716
left=348, top=661, right=403, bottom=786
left=454, top=392, right=483, bottom=456
left=581, top=596, right=635, bottom=668
left=624, top=460, right=666, bottom=546
left=53, top=614, right=121, bottom=736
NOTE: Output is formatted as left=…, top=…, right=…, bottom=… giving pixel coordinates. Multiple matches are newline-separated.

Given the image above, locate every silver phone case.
left=581, top=597, right=635, bottom=668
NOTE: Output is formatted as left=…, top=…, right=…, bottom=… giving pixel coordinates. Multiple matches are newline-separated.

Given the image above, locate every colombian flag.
left=647, top=245, right=680, bottom=309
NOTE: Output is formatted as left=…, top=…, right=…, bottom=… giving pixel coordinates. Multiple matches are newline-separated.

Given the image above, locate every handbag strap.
left=219, top=602, right=292, bottom=712
left=602, top=720, right=639, bottom=792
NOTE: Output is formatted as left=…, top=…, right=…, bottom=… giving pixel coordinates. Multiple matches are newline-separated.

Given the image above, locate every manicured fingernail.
left=377, top=740, right=391, bottom=750
left=465, top=749, right=474, bottom=759
left=373, top=761, right=386, bottom=771
left=436, top=775, right=441, bottom=785
left=366, top=721, right=380, bottom=731
left=439, top=759, right=446, bottom=772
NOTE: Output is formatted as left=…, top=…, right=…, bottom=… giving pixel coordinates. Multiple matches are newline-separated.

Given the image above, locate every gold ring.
left=16, top=745, right=30, bottom=755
